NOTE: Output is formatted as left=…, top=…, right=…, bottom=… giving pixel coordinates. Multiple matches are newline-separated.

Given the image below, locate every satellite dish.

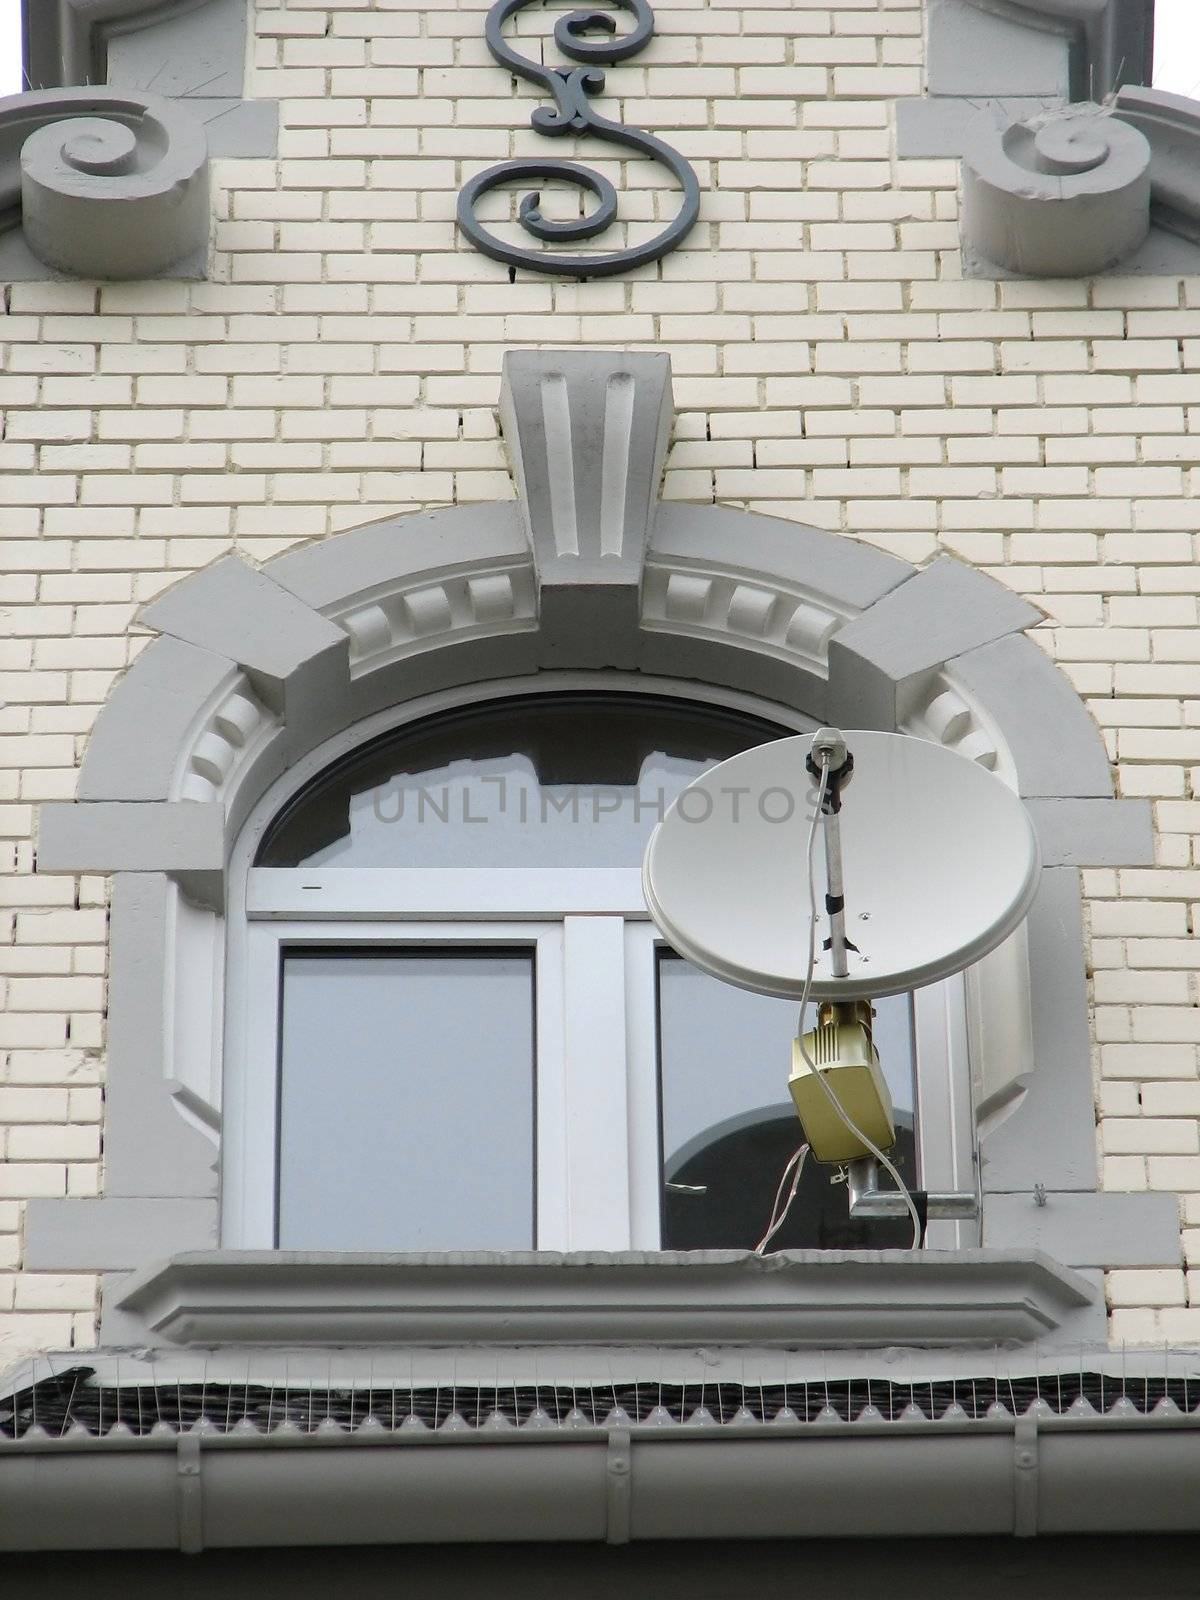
left=642, top=731, right=1040, bottom=1000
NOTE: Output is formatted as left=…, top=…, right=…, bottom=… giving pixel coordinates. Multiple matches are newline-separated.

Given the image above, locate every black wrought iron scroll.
left=456, top=0, right=700, bottom=278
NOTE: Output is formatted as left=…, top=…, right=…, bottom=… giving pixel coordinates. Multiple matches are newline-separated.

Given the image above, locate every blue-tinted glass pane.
left=277, top=950, right=535, bottom=1250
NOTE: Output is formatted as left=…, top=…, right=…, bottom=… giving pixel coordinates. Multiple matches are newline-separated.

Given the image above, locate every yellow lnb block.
left=789, top=1000, right=896, bottom=1164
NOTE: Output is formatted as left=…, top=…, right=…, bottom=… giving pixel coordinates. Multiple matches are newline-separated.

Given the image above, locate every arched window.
left=224, top=682, right=951, bottom=1255
left=30, top=351, right=1167, bottom=1350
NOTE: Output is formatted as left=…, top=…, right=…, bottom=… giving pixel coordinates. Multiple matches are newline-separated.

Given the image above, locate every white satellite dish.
left=642, top=730, right=1040, bottom=1000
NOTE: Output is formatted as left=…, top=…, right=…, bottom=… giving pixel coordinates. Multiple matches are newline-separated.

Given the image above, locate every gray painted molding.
left=107, top=1249, right=1097, bottom=1348
left=78, top=634, right=244, bottom=803
left=1025, top=797, right=1154, bottom=867
left=26, top=349, right=1167, bottom=1317
left=499, top=349, right=674, bottom=666
left=0, top=86, right=209, bottom=279
left=981, top=868, right=1099, bottom=1194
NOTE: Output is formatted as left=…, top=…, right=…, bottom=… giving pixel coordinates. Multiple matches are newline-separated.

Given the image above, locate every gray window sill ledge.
left=105, top=1248, right=1097, bottom=1349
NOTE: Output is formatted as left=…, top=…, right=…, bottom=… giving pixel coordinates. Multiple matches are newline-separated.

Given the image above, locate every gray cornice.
left=109, top=1249, right=1097, bottom=1348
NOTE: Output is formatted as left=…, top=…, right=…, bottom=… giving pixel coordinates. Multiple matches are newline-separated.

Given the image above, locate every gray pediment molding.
left=27, top=350, right=1169, bottom=1318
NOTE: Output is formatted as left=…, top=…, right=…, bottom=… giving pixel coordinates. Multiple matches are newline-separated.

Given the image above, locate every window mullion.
left=560, top=915, right=633, bottom=1249
left=913, top=976, right=978, bottom=1249
left=624, top=923, right=664, bottom=1249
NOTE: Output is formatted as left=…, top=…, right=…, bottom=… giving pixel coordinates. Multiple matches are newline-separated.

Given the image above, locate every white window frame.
left=221, top=674, right=986, bottom=1252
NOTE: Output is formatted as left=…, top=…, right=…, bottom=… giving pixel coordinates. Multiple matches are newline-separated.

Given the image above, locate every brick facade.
left=1, top=0, right=1198, bottom=1364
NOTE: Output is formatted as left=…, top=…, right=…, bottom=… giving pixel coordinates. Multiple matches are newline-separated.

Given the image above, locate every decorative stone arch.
left=27, top=349, right=1176, bottom=1308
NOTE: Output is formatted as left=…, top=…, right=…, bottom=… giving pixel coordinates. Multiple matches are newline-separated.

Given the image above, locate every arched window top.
left=256, top=692, right=793, bottom=870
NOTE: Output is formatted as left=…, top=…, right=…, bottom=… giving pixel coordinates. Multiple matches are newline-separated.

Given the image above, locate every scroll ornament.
left=961, top=102, right=1151, bottom=277
left=456, top=0, right=700, bottom=278
left=0, top=87, right=208, bottom=279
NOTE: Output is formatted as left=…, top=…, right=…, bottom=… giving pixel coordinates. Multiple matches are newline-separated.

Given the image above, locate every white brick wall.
left=1, top=0, right=1198, bottom=1363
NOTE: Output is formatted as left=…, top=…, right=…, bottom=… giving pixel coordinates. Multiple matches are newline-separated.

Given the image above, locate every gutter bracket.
left=176, top=1430, right=204, bottom=1554
left=1012, top=1414, right=1040, bottom=1538
left=605, top=1430, right=632, bottom=1545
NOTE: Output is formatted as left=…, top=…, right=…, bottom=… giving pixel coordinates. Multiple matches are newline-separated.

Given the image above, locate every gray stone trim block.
left=827, top=556, right=1043, bottom=730
left=103, top=873, right=218, bottom=1200
left=108, top=1248, right=1096, bottom=1348
left=23, top=1198, right=218, bottom=1272
left=78, top=634, right=238, bottom=802
left=37, top=800, right=224, bottom=903
left=980, top=868, right=1099, bottom=1195
left=983, top=1191, right=1181, bottom=1267
left=650, top=503, right=913, bottom=613
left=500, top=349, right=674, bottom=667
left=1026, top=797, right=1154, bottom=866
left=139, top=555, right=351, bottom=726
left=945, top=633, right=1114, bottom=798
left=0, top=86, right=209, bottom=279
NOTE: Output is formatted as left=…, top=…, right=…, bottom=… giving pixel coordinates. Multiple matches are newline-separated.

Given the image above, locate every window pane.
left=257, top=694, right=790, bottom=869
left=657, top=953, right=918, bottom=1250
left=277, top=950, right=535, bottom=1250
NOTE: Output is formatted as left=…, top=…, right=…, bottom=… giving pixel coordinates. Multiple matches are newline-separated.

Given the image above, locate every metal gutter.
left=3, top=1412, right=1200, bottom=1551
